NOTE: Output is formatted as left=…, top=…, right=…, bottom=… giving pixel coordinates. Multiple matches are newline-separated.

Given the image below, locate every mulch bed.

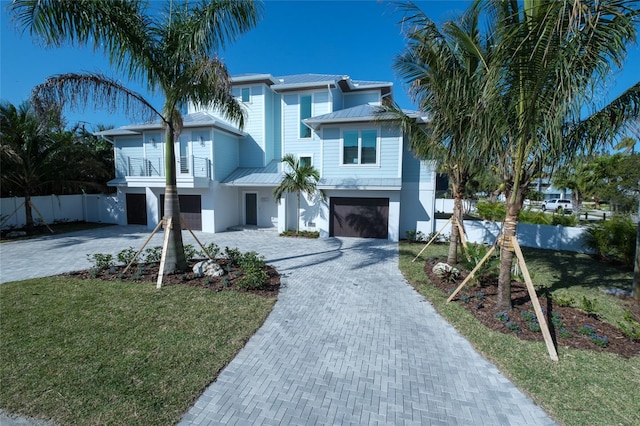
left=423, top=258, right=640, bottom=358
left=65, top=259, right=281, bottom=298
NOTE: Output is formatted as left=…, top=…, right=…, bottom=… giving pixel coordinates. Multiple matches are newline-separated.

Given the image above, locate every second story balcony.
left=113, top=155, right=212, bottom=189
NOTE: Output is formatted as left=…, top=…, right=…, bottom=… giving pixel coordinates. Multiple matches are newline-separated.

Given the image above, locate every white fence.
left=435, top=218, right=592, bottom=254
left=1, top=194, right=122, bottom=229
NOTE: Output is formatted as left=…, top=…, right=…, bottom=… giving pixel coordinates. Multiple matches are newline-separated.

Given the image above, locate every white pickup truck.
left=541, top=199, right=573, bottom=212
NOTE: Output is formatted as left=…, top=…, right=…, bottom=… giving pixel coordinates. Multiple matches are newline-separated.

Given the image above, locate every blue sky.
left=1, top=0, right=638, bottom=140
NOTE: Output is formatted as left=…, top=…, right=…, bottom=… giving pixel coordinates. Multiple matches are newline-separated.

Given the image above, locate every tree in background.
left=0, top=101, right=108, bottom=233
left=392, top=1, right=494, bottom=265
left=9, top=0, right=263, bottom=274
left=476, top=0, right=639, bottom=310
left=273, top=154, right=323, bottom=235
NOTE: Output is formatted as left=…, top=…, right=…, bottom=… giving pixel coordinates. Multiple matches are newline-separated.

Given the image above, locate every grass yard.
left=0, top=277, right=276, bottom=425
left=400, top=242, right=640, bottom=426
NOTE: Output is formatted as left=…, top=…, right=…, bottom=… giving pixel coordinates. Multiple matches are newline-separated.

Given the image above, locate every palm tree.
left=273, top=154, right=322, bottom=235
left=477, top=0, right=639, bottom=310
left=0, top=101, right=107, bottom=233
left=392, top=1, right=494, bottom=265
left=8, top=0, right=263, bottom=274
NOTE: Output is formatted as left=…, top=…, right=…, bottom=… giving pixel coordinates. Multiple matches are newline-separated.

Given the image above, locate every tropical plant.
left=474, top=0, right=639, bottom=310
left=0, top=101, right=108, bottom=233
left=273, top=154, right=323, bottom=234
left=392, top=1, right=493, bottom=265
left=8, top=0, right=263, bottom=274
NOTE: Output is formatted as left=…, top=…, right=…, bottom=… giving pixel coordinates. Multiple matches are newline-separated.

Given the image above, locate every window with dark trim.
left=299, top=95, right=312, bottom=138
left=342, top=129, right=377, bottom=165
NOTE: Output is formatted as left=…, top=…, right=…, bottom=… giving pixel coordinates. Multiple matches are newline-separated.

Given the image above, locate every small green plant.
left=584, top=215, right=636, bottom=268
left=224, top=246, right=243, bottom=266
left=505, top=321, right=520, bottom=333
left=552, top=289, right=575, bottom=308
left=617, top=309, right=640, bottom=340
left=551, top=312, right=564, bottom=329
left=143, top=246, right=162, bottom=263
left=460, top=294, right=471, bottom=303
left=579, top=296, right=598, bottom=316
left=405, top=230, right=417, bottom=242
left=203, top=242, right=221, bottom=259
left=460, top=243, right=499, bottom=283
left=578, top=324, right=597, bottom=336
left=433, top=264, right=460, bottom=283
left=117, top=247, right=137, bottom=265
left=528, top=319, right=541, bottom=332
left=184, top=244, right=199, bottom=261
left=520, top=310, right=536, bottom=322
left=86, top=253, right=114, bottom=271
left=475, top=201, right=506, bottom=221
left=558, top=327, right=572, bottom=339
left=475, top=292, right=485, bottom=300
left=494, top=311, right=509, bottom=323
left=236, top=251, right=269, bottom=290
left=89, top=267, right=100, bottom=278
left=590, top=334, right=608, bottom=348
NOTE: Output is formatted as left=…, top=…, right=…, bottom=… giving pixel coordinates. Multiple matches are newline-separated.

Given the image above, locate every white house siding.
left=343, top=91, right=380, bottom=108
left=213, top=131, right=239, bottom=181
left=281, top=93, right=322, bottom=160
left=320, top=125, right=401, bottom=179
left=239, top=85, right=266, bottom=168
left=144, top=132, right=163, bottom=176
left=116, top=137, right=144, bottom=177
left=399, top=145, right=437, bottom=238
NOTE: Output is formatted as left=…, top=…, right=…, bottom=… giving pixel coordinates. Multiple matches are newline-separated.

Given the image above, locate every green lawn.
left=400, top=242, right=640, bottom=426
left=0, top=277, right=275, bottom=425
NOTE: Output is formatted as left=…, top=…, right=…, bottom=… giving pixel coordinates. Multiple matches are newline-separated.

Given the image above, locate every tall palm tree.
left=392, top=1, right=494, bottom=265
left=273, top=154, right=322, bottom=235
left=8, top=0, right=263, bottom=273
left=478, top=0, right=639, bottom=310
left=0, top=101, right=107, bottom=233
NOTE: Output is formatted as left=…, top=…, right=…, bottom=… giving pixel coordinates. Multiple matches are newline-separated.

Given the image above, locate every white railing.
left=120, top=155, right=211, bottom=179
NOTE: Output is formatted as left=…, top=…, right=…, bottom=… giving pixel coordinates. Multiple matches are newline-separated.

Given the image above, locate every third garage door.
left=330, top=197, right=389, bottom=239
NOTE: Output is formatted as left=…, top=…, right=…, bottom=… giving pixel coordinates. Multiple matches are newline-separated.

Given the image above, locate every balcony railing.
left=118, top=155, right=211, bottom=179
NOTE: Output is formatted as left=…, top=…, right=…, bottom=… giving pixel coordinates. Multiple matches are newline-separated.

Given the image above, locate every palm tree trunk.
left=162, top=126, right=187, bottom=274
left=497, top=186, right=525, bottom=311
left=296, top=192, right=301, bottom=234
left=24, top=192, right=34, bottom=235
left=447, top=178, right=466, bottom=265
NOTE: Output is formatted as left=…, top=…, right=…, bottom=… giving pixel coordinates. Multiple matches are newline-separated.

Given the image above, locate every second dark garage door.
left=330, top=197, right=389, bottom=239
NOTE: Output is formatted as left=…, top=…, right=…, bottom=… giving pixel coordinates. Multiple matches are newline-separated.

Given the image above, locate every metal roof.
left=221, top=160, right=283, bottom=187
left=94, top=112, right=244, bottom=138
left=303, top=105, right=421, bottom=129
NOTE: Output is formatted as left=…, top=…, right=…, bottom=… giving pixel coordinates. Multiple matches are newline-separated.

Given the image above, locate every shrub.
left=583, top=215, right=636, bottom=268
left=494, top=311, right=509, bottom=322
left=86, top=253, right=114, bottom=271
left=518, top=209, right=551, bottom=225
left=203, top=242, right=221, bottom=259
left=460, top=243, right=499, bottom=282
left=550, top=214, right=578, bottom=227
left=505, top=321, right=520, bottom=333
left=224, top=246, right=243, bottom=266
left=618, top=310, right=640, bottom=341
left=475, top=201, right=506, bottom=221
left=183, top=244, right=199, bottom=261
left=552, top=289, right=575, bottom=307
left=143, top=246, right=162, bottom=263
left=237, top=251, right=269, bottom=289
left=579, top=296, right=598, bottom=316
left=117, top=247, right=138, bottom=266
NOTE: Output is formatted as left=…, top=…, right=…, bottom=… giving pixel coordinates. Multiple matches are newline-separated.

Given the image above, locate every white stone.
left=432, top=262, right=459, bottom=278
left=192, top=260, right=224, bottom=278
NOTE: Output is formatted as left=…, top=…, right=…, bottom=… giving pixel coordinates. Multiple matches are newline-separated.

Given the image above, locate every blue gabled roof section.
left=303, top=105, right=421, bottom=130
left=95, top=112, right=244, bottom=138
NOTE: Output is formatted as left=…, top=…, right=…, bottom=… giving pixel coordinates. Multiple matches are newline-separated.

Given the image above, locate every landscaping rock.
left=432, top=262, right=458, bottom=277
left=192, top=260, right=224, bottom=278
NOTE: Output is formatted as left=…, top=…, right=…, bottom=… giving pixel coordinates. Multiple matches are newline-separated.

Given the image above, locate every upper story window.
left=300, top=155, right=312, bottom=167
left=343, top=130, right=378, bottom=165
left=241, top=87, right=251, bottom=103
left=299, top=95, right=312, bottom=139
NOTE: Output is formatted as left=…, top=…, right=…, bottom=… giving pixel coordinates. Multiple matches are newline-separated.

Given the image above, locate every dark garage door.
left=160, top=194, right=202, bottom=231
left=126, top=193, right=147, bottom=226
left=330, top=197, right=389, bottom=239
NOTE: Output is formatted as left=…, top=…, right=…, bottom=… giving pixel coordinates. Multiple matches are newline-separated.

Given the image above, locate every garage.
left=126, top=193, right=147, bottom=226
left=160, top=194, right=202, bottom=231
left=330, top=197, right=389, bottom=239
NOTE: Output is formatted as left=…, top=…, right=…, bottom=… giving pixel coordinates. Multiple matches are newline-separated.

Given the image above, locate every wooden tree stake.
left=446, top=244, right=496, bottom=303
left=511, top=236, right=559, bottom=361
left=412, top=216, right=453, bottom=262
left=181, top=218, right=213, bottom=260
left=156, top=217, right=173, bottom=289
left=122, top=220, right=164, bottom=275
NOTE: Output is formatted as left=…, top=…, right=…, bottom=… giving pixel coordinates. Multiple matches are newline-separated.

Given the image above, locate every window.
left=299, top=95, right=312, bottom=138
left=241, top=87, right=250, bottom=103
left=300, top=156, right=312, bottom=167
left=342, top=130, right=377, bottom=165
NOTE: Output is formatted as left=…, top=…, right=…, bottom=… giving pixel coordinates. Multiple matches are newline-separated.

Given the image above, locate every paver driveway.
left=0, top=225, right=556, bottom=425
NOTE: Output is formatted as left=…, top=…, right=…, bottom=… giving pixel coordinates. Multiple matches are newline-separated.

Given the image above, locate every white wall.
left=1, top=194, right=122, bottom=229
left=434, top=218, right=592, bottom=253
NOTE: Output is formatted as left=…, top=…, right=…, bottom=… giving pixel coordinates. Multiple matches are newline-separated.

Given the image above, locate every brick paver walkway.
left=0, top=225, right=557, bottom=425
